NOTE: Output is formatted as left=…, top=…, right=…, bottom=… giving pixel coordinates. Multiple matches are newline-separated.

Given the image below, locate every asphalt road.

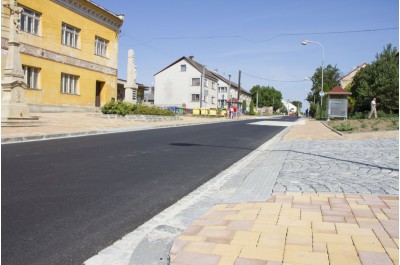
left=2, top=116, right=296, bottom=265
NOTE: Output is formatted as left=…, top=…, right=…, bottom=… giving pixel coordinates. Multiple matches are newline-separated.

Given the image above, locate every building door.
left=95, top=81, right=104, bottom=107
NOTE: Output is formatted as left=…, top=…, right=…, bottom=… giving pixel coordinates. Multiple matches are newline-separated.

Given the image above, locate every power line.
left=241, top=71, right=308, bottom=83
left=124, top=27, right=398, bottom=45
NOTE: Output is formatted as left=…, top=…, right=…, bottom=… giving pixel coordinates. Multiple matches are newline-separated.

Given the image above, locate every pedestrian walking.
left=230, top=106, right=234, bottom=119
left=233, top=106, right=237, bottom=119
left=226, top=107, right=230, bottom=119
left=368, top=97, right=377, bottom=119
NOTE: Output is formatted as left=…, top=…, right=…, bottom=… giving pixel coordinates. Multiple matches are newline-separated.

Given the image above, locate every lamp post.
left=301, top=40, right=324, bottom=120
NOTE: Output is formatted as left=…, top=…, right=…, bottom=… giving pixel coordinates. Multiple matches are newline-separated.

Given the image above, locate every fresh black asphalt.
left=2, top=116, right=297, bottom=265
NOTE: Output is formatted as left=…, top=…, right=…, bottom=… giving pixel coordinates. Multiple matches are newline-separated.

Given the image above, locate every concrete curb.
left=321, top=120, right=344, bottom=136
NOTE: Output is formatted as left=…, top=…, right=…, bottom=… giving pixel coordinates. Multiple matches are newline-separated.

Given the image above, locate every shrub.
left=134, top=104, right=174, bottom=116
left=101, top=101, right=135, bottom=116
left=333, top=121, right=357, bottom=132
left=309, top=103, right=317, bottom=118
left=101, top=101, right=174, bottom=116
left=350, top=112, right=367, bottom=119
left=249, top=101, right=256, bottom=115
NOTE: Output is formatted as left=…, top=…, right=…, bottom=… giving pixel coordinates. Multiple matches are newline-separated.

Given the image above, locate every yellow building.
left=1, top=0, right=124, bottom=111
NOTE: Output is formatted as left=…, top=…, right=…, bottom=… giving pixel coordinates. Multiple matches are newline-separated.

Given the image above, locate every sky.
left=94, top=0, right=398, bottom=110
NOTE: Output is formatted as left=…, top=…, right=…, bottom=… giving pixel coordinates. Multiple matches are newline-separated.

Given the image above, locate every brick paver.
left=170, top=193, right=399, bottom=265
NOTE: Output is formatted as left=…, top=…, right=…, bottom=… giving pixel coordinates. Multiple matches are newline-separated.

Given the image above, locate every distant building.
left=340, top=63, right=367, bottom=88
left=117, top=79, right=149, bottom=103
left=281, top=99, right=297, bottom=114
left=154, top=56, right=218, bottom=109
left=1, top=0, right=124, bottom=112
left=211, top=71, right=252, bottom=112
left=154, top=56, right=251, bottom=110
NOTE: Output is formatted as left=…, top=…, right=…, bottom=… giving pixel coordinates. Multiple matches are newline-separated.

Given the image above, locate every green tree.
left=309, top=103, right=317, bottom=118
left=249, top=101, right=255, bottom=115
left=250, top=85, right=283, bottom=111
left=350, top=44, right=399, bottom=114
left=344, top=82, right=356, bottom=114
left=306, top=64, right=341, bottom=107
left=242, top=99, right=247, bottom=112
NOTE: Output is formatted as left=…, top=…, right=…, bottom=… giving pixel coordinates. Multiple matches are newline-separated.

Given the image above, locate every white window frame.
left=180, top=64, right=186, bottom=72
left=20, top=6, right=41, bottom=35
left=62, top=23, right=80, bottom=48
left=95, top=36, right=108, bottom=57
left=61, top=73, right=79, bottom=95
left=218, top=87, right=227, bottom=93
left=22, top=65, right=40, bottom=89
left=191, top=94, right=200, bottom=102
left=192, top=78, right=200, bottom=86
left=204, top=78, right=208, bottom=87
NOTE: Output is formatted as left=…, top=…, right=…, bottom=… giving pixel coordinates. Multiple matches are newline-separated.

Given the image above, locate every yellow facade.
left=1, top=0, right=123, bottom=111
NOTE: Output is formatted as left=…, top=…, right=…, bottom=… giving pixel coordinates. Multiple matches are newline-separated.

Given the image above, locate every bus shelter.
left=326, top=86, right=351, bottom=119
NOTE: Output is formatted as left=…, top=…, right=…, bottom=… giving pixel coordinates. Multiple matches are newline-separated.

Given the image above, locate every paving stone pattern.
left=170, top=193, right=399, bottom=265
left=273, top=138, right=399, bottom=195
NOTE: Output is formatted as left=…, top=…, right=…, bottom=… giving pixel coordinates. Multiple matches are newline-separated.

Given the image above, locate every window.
left=95, top=36, right=108, bottom=57
left=218, top=99, right=226, bottom=108
left=218, top=87, right=227, bottom=93
left=204, top=79, right=208, bottom=87
left=62, top=23, right=80, bottom=48
left=23, top=65, right=40, bottom=89
left=192, top=78, right=200, bottom=86
left=212, top=96, right=215, bottom=104
left=61, top=73, right=79, bottom=95
left=212, top=82, right=215, bottom=90
left=191, top=94, right=200, bottom=102
left=180, top=64, right=186, bottom=72
left=20, top=7, right=40, bottom=35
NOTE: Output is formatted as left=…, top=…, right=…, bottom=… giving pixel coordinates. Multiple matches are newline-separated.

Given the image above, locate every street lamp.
left=301, top=40, right=324, bottom=120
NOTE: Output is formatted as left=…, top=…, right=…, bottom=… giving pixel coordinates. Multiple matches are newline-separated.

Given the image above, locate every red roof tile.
left=327, top=86, right=351, bottom=95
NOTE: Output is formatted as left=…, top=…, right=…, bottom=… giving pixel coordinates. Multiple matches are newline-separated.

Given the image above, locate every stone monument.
left=124, top=49, right=138, bottom=103
left=2, top=0, right=37, bottom=124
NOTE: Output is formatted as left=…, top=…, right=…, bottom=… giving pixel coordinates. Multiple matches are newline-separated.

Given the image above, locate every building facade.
left=117, top=79, right=148, bottom=103
left=154, top=56, right=219, bottom=109
left=154, top=56, right=251, bottom=111
left=211, top=71, right=252, bottom=112
left=340, top=63, right=367, bottom=88
left=1, top=0, right=124, bottom=112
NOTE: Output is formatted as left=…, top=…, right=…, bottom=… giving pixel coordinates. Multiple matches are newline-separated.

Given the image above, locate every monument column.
left=124, top=49, right=138, bottom=104
left=2, top=0, right=36, bottom=123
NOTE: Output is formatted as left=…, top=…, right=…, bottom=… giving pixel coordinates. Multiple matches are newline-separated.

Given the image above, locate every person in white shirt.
left=368, top=97, right=377, bottom=119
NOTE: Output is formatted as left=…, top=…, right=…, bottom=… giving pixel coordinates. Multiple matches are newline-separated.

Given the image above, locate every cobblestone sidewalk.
left=273, top=138, right=399, bottom=195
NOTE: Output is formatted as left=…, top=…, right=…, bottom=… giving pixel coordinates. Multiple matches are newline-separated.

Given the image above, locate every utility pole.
left=237, top=70, right=241, bottom=110
left=200, top=66, right=205, bottom=108
left=228, top=74, right=231, bottom=107
left=256, top=92, right=258, bottom=110
left=237, top=70, right=241, bottom=101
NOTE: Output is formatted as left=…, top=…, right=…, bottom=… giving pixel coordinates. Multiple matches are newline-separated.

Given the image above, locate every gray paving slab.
left=273, top=137, right=399, bottom=194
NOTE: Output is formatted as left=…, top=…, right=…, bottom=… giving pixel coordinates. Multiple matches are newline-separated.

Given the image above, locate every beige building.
left=340, top=63, right=367, bottom=88
left=1, top=0, right=124, bottom=112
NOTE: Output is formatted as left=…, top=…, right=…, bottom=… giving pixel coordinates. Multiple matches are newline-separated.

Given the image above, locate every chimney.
left=189, top=56, right=194, bottom=60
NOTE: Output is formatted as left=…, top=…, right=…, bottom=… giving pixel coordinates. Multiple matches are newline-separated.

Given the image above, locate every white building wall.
left=154, top=59, right=218, bottom=109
